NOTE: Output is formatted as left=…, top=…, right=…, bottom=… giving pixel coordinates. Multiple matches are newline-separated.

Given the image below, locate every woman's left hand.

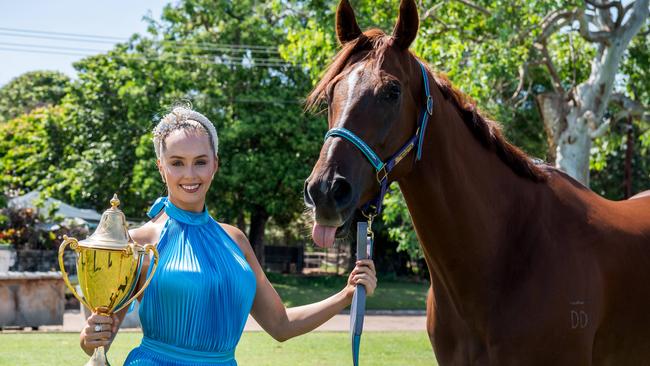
left=345, top=259, right=377, bottom=298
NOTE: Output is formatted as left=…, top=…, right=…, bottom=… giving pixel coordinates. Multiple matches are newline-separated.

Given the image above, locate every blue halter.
left=323, top=61, right=433, bottom=215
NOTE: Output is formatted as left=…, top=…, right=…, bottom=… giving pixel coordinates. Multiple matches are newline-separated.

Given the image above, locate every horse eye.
left=380, top=82, right=401, bottom=101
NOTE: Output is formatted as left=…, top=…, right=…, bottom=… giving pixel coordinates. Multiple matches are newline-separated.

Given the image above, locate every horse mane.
left=429, top=72, right=548, bottom=182
left=307, top=29, right=548, bottom=182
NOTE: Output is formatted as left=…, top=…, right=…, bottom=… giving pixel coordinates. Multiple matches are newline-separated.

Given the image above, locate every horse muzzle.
left=304, top=175, right=358, bottom=247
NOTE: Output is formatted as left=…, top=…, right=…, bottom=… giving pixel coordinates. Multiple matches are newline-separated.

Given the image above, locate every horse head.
left=304, top=0, right=426, bottom=247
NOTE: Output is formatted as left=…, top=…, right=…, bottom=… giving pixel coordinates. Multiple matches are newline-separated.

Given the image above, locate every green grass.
left=268, top=273, right=429, bottom=310
left=0, top=332, right=437, bottom=366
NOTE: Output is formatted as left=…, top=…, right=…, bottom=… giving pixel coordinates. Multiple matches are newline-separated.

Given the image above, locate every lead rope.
left=351, top=212, right=375, bottom=366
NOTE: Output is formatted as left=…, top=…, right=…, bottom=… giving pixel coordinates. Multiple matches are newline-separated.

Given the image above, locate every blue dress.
left=123, top=197, right=257, bottom=365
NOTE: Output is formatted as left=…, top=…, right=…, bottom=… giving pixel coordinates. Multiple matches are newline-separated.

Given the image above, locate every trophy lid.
left=78, top=194, right=134, bottom=250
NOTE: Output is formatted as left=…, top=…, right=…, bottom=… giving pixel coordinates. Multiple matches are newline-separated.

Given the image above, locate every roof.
left=8, top=191, right=102, bottom=222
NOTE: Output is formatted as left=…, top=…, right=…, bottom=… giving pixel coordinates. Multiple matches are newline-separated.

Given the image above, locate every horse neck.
left=397, top=79, right=545, bottom=322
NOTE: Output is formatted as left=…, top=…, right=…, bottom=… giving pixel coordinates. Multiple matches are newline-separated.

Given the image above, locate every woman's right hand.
left=80, top=310, right=118, bottom=355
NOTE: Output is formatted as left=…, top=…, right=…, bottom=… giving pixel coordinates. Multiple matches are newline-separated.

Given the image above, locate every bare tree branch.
left=421, top=1, right=447, bottom=22
left=534, top=41, right=565, bottom=94
left=623, top=2, right=636, bottom=18
left=514, top=81, right=534, bottom=109
left=569, top=32, right=578, bottom=88
left=429, top=14, right=462, bottom=32
left=590, top=117, right=611, bottom=138
left=577, top=8, right=613, bottom=44
left=450, top=0, right=492, bottom=16
left=422, top=0, right=490, bottom=22
left=585, top=0, right=623, bottom=10
left=510, top=60, right=543, bottom=101
left=539, top=10, right=577, bottom=41
left=621, top=0, right=650, bottom=35
left=585, top=0, right=624, bottom=28
left=610, top=93, right=649, bottom=118
left=510, top=63, right=529, bottom=101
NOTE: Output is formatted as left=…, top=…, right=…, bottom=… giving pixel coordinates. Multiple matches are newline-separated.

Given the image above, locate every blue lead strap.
left=351, top=221, right=373, bottom=366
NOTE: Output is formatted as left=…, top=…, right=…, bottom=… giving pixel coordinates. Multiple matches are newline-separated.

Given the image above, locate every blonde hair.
left=153, top=106, right=219, bottom=159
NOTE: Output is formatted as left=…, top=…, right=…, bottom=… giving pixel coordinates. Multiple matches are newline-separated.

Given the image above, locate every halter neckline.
left=147, top=196, right=210, bottom=225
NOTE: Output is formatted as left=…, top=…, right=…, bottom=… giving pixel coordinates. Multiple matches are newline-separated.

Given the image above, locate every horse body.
left=399, top=94, right=650, bottom=363
left=304, top=1, right=650, bottom=364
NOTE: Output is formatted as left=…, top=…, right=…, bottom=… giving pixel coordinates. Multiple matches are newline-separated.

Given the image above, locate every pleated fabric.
left=123, top=197, right=256, bottom=365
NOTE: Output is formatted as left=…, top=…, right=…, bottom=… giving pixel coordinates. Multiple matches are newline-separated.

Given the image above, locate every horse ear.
left=392, top=0, right=419, bottom=50
left=336, top=0, right=362, bottom=45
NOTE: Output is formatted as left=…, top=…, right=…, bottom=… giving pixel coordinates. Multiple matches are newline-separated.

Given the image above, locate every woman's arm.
left=222, top=224, right=377, bottom=342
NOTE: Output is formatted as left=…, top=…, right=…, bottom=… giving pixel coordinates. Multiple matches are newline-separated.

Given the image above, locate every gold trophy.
left=58, top=194, right=159, bottom=366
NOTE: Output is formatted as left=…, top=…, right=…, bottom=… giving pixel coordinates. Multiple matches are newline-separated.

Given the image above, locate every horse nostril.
left=304, top=180, right=315, bottom=206
left=331, top=178, right=352, bottom=209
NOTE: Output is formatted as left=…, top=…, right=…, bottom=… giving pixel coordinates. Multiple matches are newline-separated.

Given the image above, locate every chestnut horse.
left=304, top=1, right=650, bottom=365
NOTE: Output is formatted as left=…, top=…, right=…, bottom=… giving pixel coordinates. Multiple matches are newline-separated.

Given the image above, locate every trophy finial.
left=77, top=193, right=131, bottom=250
left=110, top=193, right=120, bottom=209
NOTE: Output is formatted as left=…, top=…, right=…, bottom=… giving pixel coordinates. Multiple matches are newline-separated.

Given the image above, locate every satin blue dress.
left=123, top=197, right=257, bottom=365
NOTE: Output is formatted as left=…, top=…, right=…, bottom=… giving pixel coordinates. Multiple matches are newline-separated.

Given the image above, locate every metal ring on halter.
left=426, top=95, right=434, bottom=115
left=94, top=324, right=102, bottom=332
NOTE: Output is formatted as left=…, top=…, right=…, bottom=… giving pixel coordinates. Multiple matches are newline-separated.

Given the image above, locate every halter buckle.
left=376, top=166, right=388, bottom=184
left=426, top=95, right=434, bottom=115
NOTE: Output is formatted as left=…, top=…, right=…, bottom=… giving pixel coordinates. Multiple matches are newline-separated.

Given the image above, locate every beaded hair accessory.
left=153, top=107, right=219, bottom=159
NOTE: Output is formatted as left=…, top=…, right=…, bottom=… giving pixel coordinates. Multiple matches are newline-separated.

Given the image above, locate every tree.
left=281, top=0, right=650, bottom=264
left=0, top=106, right=70, bottom=195
left=516, top=0, right=649, bottom=185
left=0, top=71, right=70, bottom=123
left=591, top=30, right=650, bottom=198
left=0, top=0, right=324, bottom=266
left=139, top=0, right=323, bottom=265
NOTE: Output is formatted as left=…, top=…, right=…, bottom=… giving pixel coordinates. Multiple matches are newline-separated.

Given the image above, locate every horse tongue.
left=312, top=223, right=337, bottom=248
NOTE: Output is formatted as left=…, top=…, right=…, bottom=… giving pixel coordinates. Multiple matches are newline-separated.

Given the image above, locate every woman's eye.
left=171, top=161, right=183, bottom=167
left=196, top=160, right=207, bottom=166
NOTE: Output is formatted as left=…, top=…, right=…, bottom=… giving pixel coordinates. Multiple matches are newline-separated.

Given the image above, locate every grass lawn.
left=267, top=273, right=429, bottom=310
left=0, top=331, right=437, bottom=366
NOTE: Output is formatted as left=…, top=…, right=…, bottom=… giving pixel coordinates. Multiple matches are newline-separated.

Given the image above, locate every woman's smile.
left=180, top=183, right=201, bottom=193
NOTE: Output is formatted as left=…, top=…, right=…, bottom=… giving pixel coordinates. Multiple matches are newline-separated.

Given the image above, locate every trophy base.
left=85, top=346, right=111, bottom=366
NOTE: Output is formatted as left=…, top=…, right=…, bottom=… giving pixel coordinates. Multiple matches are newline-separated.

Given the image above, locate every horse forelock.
left=306, top=29, right=392, bottom=113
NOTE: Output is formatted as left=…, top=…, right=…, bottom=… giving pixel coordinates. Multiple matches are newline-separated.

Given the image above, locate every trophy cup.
left=58, top=194, right=159, bottom=366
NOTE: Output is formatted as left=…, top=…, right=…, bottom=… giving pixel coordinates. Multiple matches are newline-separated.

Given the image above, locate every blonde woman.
left=79, top=107, right=377, bottom=365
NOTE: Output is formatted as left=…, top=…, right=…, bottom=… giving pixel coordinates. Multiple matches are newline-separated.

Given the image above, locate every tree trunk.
left=534, top=0, right=648, bottom=187
left=556, top=107, right=592, bottom=186
left=248, top=205, right=268, bottom=268
left=624, top=117, right=634, bottom=199
left=236, top=210, right=246, bottom=233
left=536, top=93, right=567, bottom=163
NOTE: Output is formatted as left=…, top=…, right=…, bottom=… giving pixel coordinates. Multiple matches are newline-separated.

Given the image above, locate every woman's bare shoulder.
left=219, top=223, right=253, bottom=255
left=129, top=212, right=167, bottom=246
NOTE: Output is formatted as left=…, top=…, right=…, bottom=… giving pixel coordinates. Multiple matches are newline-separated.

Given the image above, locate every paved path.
left=37, top=310, right=427, bottom=333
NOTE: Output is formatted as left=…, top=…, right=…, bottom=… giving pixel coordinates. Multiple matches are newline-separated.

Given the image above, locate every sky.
left=0, top=0, right=169, bottom=87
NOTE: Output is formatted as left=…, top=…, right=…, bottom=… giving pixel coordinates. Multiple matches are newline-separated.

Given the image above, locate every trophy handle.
left=58, top=235, right=94, bottom=311
left=113, top=243, right=159, bottom=314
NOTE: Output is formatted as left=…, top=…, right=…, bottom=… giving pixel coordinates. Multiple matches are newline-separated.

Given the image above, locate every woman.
left=79, top=107, right=377, bottom=365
